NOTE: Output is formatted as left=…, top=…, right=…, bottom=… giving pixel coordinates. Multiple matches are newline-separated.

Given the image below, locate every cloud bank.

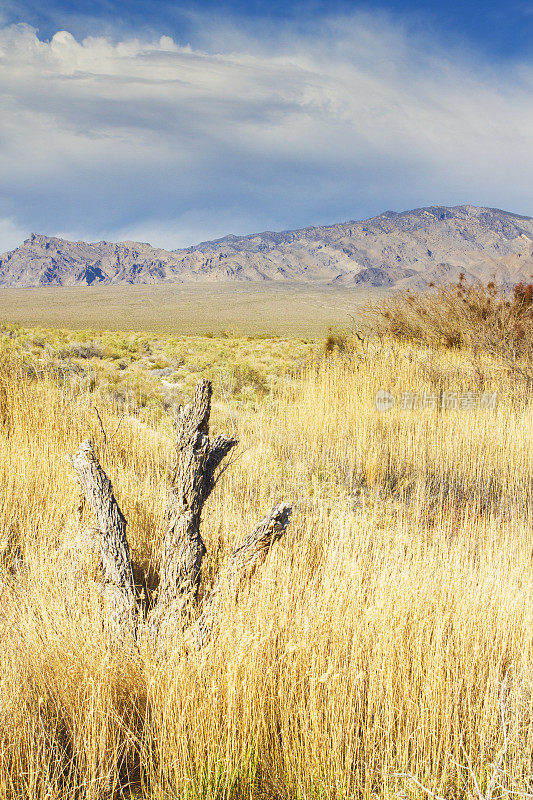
left=0, top=15, right=532, bottom=252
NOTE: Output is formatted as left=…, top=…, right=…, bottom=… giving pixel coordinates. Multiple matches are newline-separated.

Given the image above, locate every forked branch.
left=149, top=379, right=238, bottom=635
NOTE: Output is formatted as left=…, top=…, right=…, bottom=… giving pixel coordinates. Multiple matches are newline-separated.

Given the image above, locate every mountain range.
left=1, top=205, right=532, bottom=289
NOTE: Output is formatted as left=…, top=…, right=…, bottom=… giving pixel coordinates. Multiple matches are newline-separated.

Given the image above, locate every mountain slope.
left=1, top=205, right=532, bottom=288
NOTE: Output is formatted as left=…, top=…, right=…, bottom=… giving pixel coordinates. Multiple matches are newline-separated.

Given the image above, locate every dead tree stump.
left=67, top=379, right=291, bottom=648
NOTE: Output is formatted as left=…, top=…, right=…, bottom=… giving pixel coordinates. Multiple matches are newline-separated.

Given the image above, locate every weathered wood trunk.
left=195, top=502, right=292, bottom=646
left=67, top=440, right=136, bottom=639
left=148, top=379, right=237, bottom=635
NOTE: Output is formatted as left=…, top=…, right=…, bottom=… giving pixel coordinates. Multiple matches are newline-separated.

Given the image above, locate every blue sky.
left=4, top=0, right=533, bottom=61
left=0, top=0, right=532, bottom=251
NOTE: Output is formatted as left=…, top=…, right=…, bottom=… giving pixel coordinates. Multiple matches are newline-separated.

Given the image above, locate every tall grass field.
left=1, top=282, right=533, bottom=799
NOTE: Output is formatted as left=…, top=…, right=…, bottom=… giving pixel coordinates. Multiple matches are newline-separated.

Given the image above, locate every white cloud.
left=0, top=218, right=30, bottom=254
left=0, top=15, right=532, bottom=253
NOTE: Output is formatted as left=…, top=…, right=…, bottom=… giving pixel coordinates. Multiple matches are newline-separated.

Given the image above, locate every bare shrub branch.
left=67, top=439, right=136, bottom=638
left=195, top=502, right=292, bottom=646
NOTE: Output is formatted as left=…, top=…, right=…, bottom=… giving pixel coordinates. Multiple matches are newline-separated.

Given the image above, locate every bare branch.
left=93, top=406, right=108, bottom=450
left=67, top=440, right=136, bottom=639
left=204, top=433, right=238, bottom=499
left=195, top=502, right=292, bottom=646
left=391, top=774, right=448, bottom=800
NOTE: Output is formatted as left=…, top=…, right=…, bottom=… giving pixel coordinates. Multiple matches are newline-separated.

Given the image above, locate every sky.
left=0, top=0, right=532, bottom=252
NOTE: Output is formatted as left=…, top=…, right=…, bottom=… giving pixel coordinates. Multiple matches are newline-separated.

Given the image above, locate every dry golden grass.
left=1, top=331, right=533, bottom=799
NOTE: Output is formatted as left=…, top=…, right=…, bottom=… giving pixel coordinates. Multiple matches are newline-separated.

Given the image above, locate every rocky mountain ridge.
left=1, top=204, right=532, bottom=289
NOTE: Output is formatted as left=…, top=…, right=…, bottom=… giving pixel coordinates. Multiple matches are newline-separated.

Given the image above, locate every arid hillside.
left=1, top=204, right=532, bottom=288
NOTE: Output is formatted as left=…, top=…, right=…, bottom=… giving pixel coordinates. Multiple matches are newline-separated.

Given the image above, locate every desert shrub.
left=231, top=364, right=269, bottom=397
left=324, top=329, right=348, bottom=355
left=61, top=340, right=105, bottom=359
left=365, top=277, right=533, bottom=384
